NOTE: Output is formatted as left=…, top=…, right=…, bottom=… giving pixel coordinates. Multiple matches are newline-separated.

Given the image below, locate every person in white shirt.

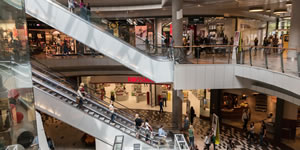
left=109, top=102, right=116, bottom=123
left=204, top=132, right=211, bottom=150
left=144, top=119, right=152, bottom=143
left=158, top=125, right=167, bottom=145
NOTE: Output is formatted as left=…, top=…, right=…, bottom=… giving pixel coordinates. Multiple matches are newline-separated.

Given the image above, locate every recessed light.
left=274, top=9, right=288, bottom=15
left=265, top=9, right=271, bottom=12
left=197, top=4, right=201, bottom=7
left=283, top=16, right=291, bottom=20
left=249, top=7, right=264, bottom=12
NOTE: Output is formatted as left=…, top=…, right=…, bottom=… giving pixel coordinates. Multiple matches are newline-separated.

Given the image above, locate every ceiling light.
left=265, top=9, right=271, bottom=12
left=249, top=7, right=264, bottom=12
left=283, top=16, right=291, bottom=20
left=274, top=9, right=288, bottom=15
left=286, top=1, right=292, bottom=7
left=197, top=4, right=201, bottom=7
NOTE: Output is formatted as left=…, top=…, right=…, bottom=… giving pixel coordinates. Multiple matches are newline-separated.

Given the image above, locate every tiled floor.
left=125, top=109, right=294, bottom=150
left=41, top=113, right=95, bottom=150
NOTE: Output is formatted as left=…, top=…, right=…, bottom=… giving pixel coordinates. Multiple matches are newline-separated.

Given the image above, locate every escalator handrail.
left=28, top=0, right=171, bottom=62
left=31, top=64, right=158, bottom=136
left=30, top=57, right=137, bottom=118
left=32, top=70, right=137, bottom=126
left=30, top=56, right=148, bottom=121
left=33, top=80, right=159, bottom=147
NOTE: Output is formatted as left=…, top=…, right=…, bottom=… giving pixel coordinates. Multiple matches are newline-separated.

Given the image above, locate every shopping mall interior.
left=0, top=0, right=300, bottom=149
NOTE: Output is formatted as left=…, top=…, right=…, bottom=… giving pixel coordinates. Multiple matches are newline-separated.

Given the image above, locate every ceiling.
left=57, top=0, right=293, bottom=21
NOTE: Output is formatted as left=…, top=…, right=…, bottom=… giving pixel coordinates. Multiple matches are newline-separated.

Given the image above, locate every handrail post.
left=249, top=47, right=252, bottom=66
left=280, top=49, right=285, bottom=73
left=264, top=48, right=269, bottom=69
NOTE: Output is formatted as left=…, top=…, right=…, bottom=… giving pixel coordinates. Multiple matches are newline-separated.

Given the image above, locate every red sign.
left=128, top=77, right=154, bottom=83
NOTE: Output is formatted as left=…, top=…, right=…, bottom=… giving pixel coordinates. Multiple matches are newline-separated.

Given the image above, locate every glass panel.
left=0, top=0, right=37, bottom=149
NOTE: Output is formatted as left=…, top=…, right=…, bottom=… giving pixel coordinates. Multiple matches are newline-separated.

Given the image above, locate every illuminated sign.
left=127, top=77, right=154, bottom=83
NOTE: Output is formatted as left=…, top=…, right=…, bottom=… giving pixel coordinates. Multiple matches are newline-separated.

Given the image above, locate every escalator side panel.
left=33, top=87, right=153, bottom=149
left=25, top=0, right=173, bottom=83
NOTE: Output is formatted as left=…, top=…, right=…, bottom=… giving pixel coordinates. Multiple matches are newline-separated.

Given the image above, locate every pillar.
left=172, top=90, right=183, bottom=129
left=235, top=17, right=238, bottom=31
left=210, top=90, right=222, bottom=122
left=288, top=0, right=300, bottom=76
left=266, top=21, right=269, bottom=37
left=281, top=101, right=298, bottom=139
left=274, top=98, right=284, bottom=142
left=172, top=0, right=183, bottom=46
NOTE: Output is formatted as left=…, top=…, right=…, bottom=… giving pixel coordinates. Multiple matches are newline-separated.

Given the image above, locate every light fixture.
left=197, top=4, right=201, bottom=7
left=274, top=9, right=288, bottom=15
left=283, top=16, right=291, bottom=20
left=286, top=1, right=292, bottom=7
left=249, top=7, right=264, bottom=12
left=265, top=9, right=271, bottom=12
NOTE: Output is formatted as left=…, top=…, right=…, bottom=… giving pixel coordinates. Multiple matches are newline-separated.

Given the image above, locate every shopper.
left=63, top=40, right=69, bottom=55
left=68, top=0, right=75, bottom=13
left=273, top=34, right=279, bottom=53
left=109, top=102, right=116, bottom=123
left=77, top=83, right=86, bottom=102
left=204, top=132, right=211, bottom=150
left=188, top=125, right=194, bottom=148
left=211, top=129, right=216, bottom=150
left=86, top=3, right=91, bottom=22
left=79, top=0, right=86, bottom=20
left=159, top=98, right=164, bottom=113
left=248, top=122, right=255, bottom=143
left=110, top=91, right=115, bottom=102
left=254, top=37, right=258, bottom=55
left=76, top=96, right=83, bottom=109
left=144, top=119, right=153, bottom=143
left=190, top=106, right=196, bottom=125
left=162, top=91, right=167, bottom=107
left=47, top=137, right=55, bottom=150
left=158, top=125, right=167, bottom=144
left=135, top=114, right=143, bottom=138
left=242, top=109, right=248, bottom=131
left=263, top=37, right=270, bottom=54
left=259, top=120, right=266, bottom=146
left=183, top=116, right=190, bottom=131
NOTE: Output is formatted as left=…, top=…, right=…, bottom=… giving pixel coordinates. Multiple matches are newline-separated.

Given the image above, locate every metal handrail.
left=31, top=0, right=171, bottom=62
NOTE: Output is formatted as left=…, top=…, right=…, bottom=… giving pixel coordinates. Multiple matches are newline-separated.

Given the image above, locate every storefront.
left=81, top=76, right=172, bottom=109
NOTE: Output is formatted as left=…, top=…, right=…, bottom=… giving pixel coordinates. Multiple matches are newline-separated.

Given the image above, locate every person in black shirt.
left=135, top=114, right=143, bottom=138
left=259, top=120, right=266, bottom=146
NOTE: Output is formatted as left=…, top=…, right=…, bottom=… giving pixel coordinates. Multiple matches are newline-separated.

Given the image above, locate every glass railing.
left=42, top=0, right=170, bottom=61
left=174, top=134, right=189, bottom=150
left=173, top=45, right=299, bottom=77
left=113, top=135, right=124, bottom=150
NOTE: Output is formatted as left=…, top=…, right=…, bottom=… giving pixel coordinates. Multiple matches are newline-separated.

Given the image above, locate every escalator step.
left=104, top=119, right=110, bottom=123
left=88, top=111, right=94, bottom=115
left=94, top=114, right=99, bottom=118
left=115, top=125, right=120, bottom=128
left=73, top=103, right=78, bottom=107
left=100, top=117, right=105, bottom=120
left=67, top=101, right=73, bottom=104
left=84, top=109, right=89, bottom=113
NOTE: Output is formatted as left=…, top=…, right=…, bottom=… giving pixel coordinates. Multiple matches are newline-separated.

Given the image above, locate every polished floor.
left=122, top=109, right=293, bottom=150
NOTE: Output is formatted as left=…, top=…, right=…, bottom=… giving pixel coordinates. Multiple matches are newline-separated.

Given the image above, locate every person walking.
left=254, top=37, right=258, bottom=55
left=135, top=114, right=143, bottom=138
left=183, top=116, right=190, bottom=131
left=242, top=109, right=249, bottom=131
left=109, top=102, right=116, bottom=123
left=110, top=91, right=115, bottom=102
left=190, top=106, right=196, bottom=125
left=159, top=98, right=164, bottom=113
left=204, top=132, right=211, bottom=150
left=77, top=83, right=86, bottom=108
left=248, top=122, right=255, bottom=143
left=272, top=34, right=279, bottom=53
left=144, top=119, right=153, bottom=143
left=259, top=120, right=267, bottom=146
left=86, top=3, right=91, bottom=22
left=188, top=125, right=194, bottom=149
left=227, top=138, right=235, bottom=150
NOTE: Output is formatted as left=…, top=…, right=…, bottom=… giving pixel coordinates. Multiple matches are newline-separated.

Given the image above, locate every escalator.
left=24, top=0, right=173, bottom=83
left=32, top=69, right=159, bottom=149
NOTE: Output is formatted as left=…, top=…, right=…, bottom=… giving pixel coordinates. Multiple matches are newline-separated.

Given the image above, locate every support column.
left=210, top=90, right=222, bottom=122
left=266, top=21, right=269, bottom=37
left=281, top=101, right=298, bottom=139
left=235, top=17, right=238, bottom=31
left=274, top=98, right=284, bottom=143
left=172, top=0, right=183, bottom=47
left=172, top=90, right=183, bottom=129
left=288, top=0, right=300, bottom=76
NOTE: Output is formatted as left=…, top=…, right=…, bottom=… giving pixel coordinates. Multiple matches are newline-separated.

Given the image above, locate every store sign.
left=127, top=77, right=154, bottom=83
